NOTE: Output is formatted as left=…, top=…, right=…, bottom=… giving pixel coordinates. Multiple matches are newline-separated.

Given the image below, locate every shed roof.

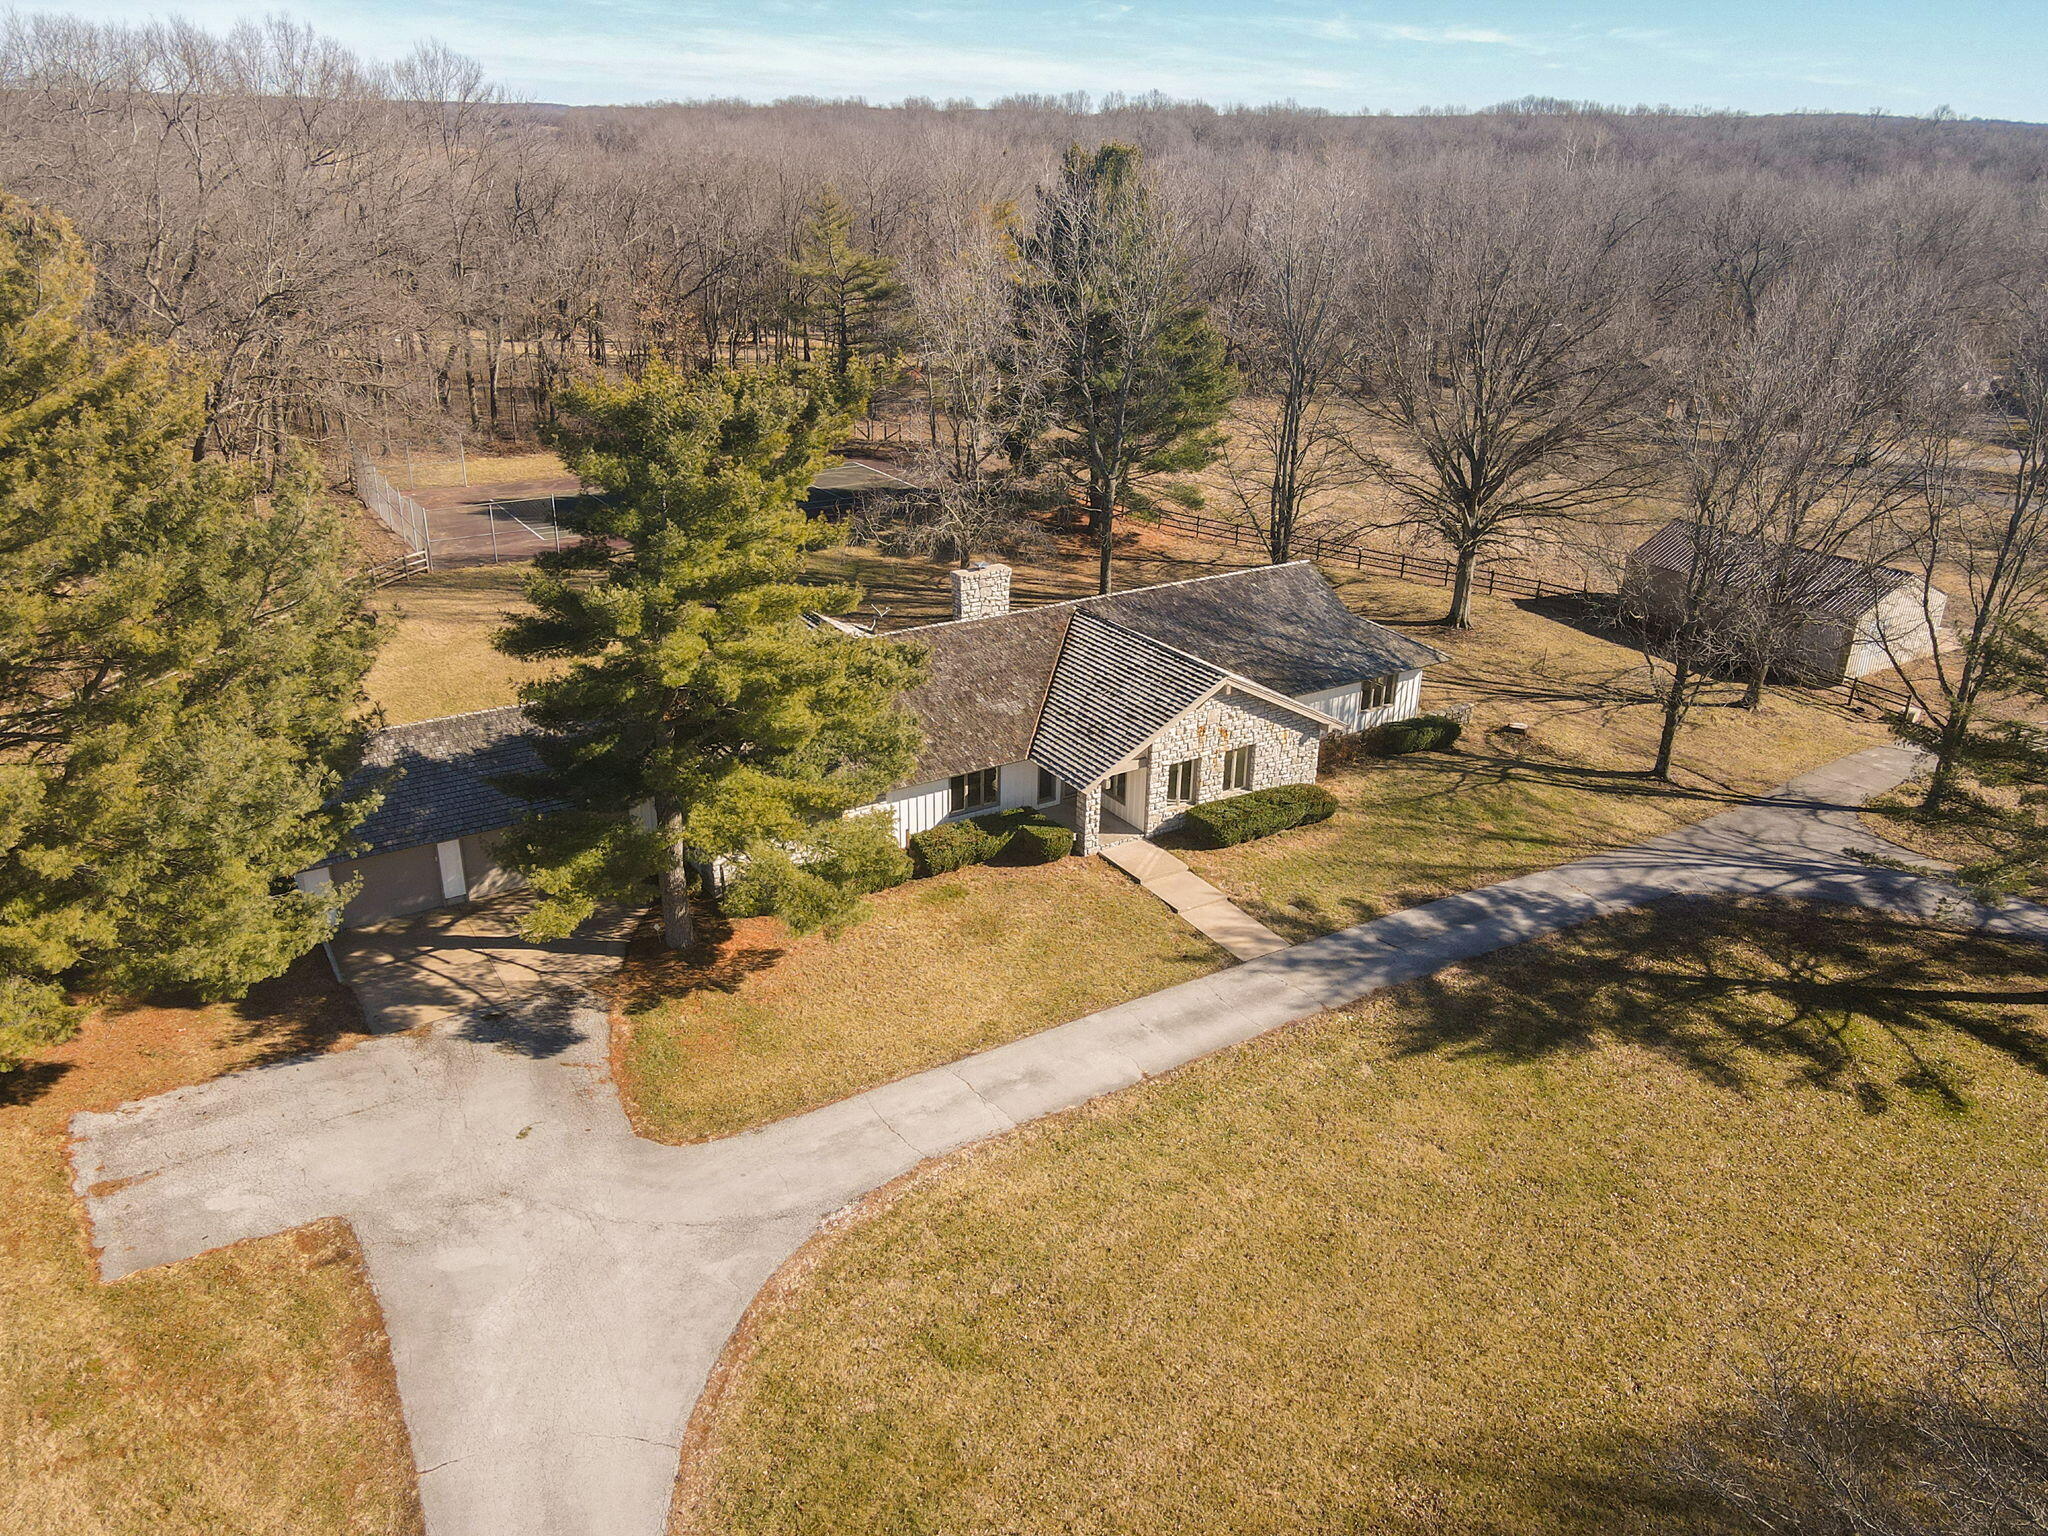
left=1629, top=519, right=1916, bottom=620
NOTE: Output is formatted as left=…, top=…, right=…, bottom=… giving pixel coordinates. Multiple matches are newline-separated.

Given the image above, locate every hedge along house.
left=298, top=561, right=1445, bottom=926
left=1623, top=518, right=1950, bottom=683
left=871, top=561, right=1447, bottom=856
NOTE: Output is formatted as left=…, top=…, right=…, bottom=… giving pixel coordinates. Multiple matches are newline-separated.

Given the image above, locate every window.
left=1104, top=771, right=1130, bottom=806
left=1165, top=757, right=1201, bottom=804
left=1361, top=675, right=1397, bottom=710
left=1036, top=767, right=1060, bottom=805
left=949, top=767, right=1000, bottom=814
left=1221, top=744, right=1255, bottom=792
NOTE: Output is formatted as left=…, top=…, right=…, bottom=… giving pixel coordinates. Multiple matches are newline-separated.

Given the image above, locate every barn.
left=1622, top=519, right=1948, bottom=683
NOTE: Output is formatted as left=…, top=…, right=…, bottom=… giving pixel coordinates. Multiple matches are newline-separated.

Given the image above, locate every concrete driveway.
left=69, top=745, right=2048, bottom=1536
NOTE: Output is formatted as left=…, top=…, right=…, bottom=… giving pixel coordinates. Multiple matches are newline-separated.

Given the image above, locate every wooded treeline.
left=4, top=11, right=2046, bottom=467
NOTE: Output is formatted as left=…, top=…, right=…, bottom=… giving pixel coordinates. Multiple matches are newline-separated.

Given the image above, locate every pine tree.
left=498, top=361, right=926, bottom=948
left=1011, top=143, right=1235, bottom=594
left=788, top=188, right=904, bottom=381
left=0, top=193, right=375, bottom=1066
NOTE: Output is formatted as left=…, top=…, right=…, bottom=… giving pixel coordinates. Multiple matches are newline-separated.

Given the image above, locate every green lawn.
left=611, top=859, right=1225, bottom=1143
left=680, top=898, right=2048, bottom=1536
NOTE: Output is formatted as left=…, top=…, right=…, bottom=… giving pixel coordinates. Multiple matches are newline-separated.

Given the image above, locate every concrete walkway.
left=1101, top=837, right=1292, bottom=958
left=68, top=744, right=2048, bottom=1536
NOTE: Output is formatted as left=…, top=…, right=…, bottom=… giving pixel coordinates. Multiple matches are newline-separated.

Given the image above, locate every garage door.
left=331, top=844, right=446, bottom=927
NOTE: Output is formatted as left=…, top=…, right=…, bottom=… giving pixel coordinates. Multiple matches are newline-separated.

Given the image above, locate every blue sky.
left=49, top=1, right=2048, bottom=119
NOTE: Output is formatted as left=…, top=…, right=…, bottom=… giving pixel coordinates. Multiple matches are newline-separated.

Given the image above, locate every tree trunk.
left=657, top=860, right=695, bottom=949
left=1091, top=471, right=1116, bottom=594
left=1652, top=660, right=1689, bottom=780
left=657, top=812, right=696, bottom=950
left=1740, top=650, right=1769, bottom=711
left=1446, top=547, right=1478, bottom=628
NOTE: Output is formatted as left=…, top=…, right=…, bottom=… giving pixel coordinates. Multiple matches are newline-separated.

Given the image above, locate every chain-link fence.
left=353, top=454, right=431, bottom=558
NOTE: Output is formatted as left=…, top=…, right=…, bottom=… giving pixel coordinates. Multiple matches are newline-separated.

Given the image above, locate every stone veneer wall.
left=1140, top=690, right=1322, bottom=835
left=947, top=562, right=1012, bottom=621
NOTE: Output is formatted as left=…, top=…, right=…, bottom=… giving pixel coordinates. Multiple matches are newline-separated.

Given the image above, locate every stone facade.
left=1137, top=689, right=1323, bottom=836
left=947, top=562, right=1012, bottom=621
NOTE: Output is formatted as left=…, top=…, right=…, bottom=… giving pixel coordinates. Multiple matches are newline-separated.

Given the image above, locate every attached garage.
left=326, top=844, right=447, bottom=926
left=298, top=706, right=553, bottom=929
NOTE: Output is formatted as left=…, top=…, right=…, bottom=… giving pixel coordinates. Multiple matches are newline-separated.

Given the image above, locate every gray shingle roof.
left=899, top=562, right=1446, bottom=779
left=1630, top=519, right=1915, bottom=620
left=325, top=562, right=1448, bottom=859
left=325, top=706, right=558, bottom=864
left=1091, top=563, right=1448, bottom=693
left=1029, top=612, right=1226, bottom=789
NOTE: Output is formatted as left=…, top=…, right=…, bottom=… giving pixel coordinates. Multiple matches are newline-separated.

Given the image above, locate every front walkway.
left=69, top=744, right=2048, bottom=1536
left=1101, top=838, right=1291, bottom=958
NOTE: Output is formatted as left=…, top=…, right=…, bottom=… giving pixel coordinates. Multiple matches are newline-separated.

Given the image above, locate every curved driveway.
left=69, top=743, right=2048, bottom=1536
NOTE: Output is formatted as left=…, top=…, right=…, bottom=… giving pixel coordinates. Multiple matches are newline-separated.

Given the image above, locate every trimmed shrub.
left=908, top=808, right=1077, bottom=876
left=1181, top=783, right=1338, bottom=848
left=909, top=819, right=1005, bottom=877
left=994, top=814, right=1075, bottom=864
left=1365, top=713, right=1463, bottom=757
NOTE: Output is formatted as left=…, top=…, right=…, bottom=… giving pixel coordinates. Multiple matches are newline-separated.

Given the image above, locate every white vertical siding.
left=878, top=778, right=953, bottom=843
left=1295, top=669, right=1425, bottom=732
left=999, top=760, right=1039, bottom=808
left=874, top=759, right=1043, bottom=845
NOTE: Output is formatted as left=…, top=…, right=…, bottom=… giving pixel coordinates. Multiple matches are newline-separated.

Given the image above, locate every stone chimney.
left=947, top=561, right=1011, bottom=622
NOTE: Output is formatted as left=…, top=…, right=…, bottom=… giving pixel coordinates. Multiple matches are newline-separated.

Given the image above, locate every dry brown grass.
left=0, top=961, right=420, bottom=1536
left=365, top=565, right=552, bottom=724
left=396, top=448, right=568, bottom=489
left=679, top=899, right=2048, bottom=1536
left=611, top=860, right=1224, bottom=1143
left=1177, top=582, right=1888, bottom=937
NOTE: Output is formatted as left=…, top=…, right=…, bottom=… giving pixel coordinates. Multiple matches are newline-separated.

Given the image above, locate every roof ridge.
left=891, top=560, right=1312, bottom=635
left=1642, top=518, right=1917, bottom=587
left=373, top=703, right=529, bottom=736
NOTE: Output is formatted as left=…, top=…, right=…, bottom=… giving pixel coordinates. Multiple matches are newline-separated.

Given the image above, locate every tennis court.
left=369, top=458, right=922, bottom=567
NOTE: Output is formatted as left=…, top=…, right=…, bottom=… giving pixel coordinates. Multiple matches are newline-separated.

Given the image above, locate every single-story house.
left=300, top=561, right=1446, bottom=927
left=874, top=561, right=1445, bottom=855
left=1622, top=518, right=1948, bottom=682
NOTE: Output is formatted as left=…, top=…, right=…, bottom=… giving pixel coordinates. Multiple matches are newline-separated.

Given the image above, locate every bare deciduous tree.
left=1216, top=161, right=1368, bottom=563
left=1347, top=162, right=1659, bottom=627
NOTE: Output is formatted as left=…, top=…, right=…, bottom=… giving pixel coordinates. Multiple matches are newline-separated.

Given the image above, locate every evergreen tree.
left=0, top=193, right=375, bottom=1066
left=788, top=188, right=904, bottom=381
left=1011, top=143, right=1235, bottom=594
left=498, top=361, right=926, bottom=948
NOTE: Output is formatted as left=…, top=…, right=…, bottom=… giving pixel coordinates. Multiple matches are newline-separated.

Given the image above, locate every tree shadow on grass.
left=0, top=1059, right=73, bottom=1108
left=1390, top=898, right=2048, bottom=1110
left=191, top=951, right=375, bottom=1072
left=598, top=902, right=786, bottom=1014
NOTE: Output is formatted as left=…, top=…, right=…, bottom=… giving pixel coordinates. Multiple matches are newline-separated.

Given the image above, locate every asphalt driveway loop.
left=65, top=746, right=2048, bottom=1536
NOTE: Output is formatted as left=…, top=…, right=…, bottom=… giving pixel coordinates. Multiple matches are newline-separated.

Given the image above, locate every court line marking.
left=486, top=499, right=554, bottom=542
